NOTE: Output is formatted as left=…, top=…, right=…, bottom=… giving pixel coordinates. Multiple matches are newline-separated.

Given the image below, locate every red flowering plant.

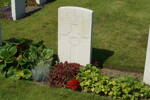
left=48, top=62, right=81, bottom=87
left=16, top=45, right=26, bottom=49
left=66, top=78, right=81, bottom=91
left=15, top=45, right=26, bottom=56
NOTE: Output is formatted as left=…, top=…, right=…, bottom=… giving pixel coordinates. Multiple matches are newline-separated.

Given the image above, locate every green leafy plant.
left=77, top=65, right=150, bottom=100
left=0, top=38, right=54, bottom=80
left=108, top=76, right=150, bottom=100
left=77, top=65, right=103, bottom=92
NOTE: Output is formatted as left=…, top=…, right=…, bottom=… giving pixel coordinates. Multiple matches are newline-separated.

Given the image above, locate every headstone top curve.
left=58, top=6, right=93, bottom=13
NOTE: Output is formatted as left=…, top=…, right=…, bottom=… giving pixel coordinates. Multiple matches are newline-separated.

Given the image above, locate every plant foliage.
left=48, top=62, right=80, bottom=87
left=0, top=38, right=54, bottom=80
left=77, top=65, right=150, bottom=100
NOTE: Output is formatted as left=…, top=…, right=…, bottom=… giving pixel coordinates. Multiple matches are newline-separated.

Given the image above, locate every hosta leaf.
left=0, top=63, right=5, bottom=71
left=10, top=74, right=21, bottom=80
left=16, top=70, right=24, bottom=77
left=42, top=48, right=54, bottom=60
left=17, top=55, right=27, bottom=65
left=0, top=59, right=3, bottom=63
left=22, top=69, right=32, bottom=79
left=5, top=57, right=16, bottom=63
left=16, top=55, right=22, bottom=61
left=34, top=40, right=44, bottom=47
left=7, top=67, right=16, bottom=77
left=0, top=38, right=55, bottom=80
left=0, top=45, right=17, bottom=59
left=9, top=46, right=17, bottom=56
left=0, top=48, right=9, bottom=59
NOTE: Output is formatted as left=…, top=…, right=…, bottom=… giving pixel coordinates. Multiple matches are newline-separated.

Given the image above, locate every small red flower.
left=66, top=79, right=80, bottom=91
left=71, top=86, right=79, bottom=90
left=16, top=45, right=26, bottom=49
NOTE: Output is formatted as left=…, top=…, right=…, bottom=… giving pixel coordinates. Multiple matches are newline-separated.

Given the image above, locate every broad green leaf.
left=9, top=46, right=17, bottom=56
left=22, top=69, right=32, bottom=79
left=42, top=48, right=53, bottom=60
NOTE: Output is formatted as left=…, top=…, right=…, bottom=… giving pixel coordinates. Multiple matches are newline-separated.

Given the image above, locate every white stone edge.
left=11, top=0, right=17, bottom=21
left=143, top=28, right=150, bottom=84
left=58, top=6, right=93, bottom=13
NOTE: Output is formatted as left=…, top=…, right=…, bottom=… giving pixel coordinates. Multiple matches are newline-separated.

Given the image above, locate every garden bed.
left=1, top=0, right=150, bottom=99
left=102, top=67, right=143, bottom=80
left=0, top=38, right=149, bottom=100
left=0, top=6, right=12, bottom=19
left=1, top=0, right=150, bottom=71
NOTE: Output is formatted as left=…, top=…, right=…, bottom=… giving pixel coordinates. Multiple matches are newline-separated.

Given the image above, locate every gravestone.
left=36, top=0, right=46, bottom=5
left=143, top=29, right=150, bottom=85
left=58, top=6, right=93, bottom=65
left=11, top=0, right=25, bottom=20
left=0, top=23, right=2, bottom=46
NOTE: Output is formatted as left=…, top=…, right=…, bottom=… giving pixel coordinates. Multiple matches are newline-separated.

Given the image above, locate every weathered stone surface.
left=36, top=0, right=46, bottom=5
left=58, top=6, right=93, bottom=65
left=0, top=23, right=2, bottom=46
left=143, top=29, right=150, bottom=85
left=11, top=0, right=25, bottom=20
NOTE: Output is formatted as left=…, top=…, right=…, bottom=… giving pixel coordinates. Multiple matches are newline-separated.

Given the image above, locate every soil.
left=25, top=6, right=43, bottom=14
left=102, top=67, right=143, bottom=80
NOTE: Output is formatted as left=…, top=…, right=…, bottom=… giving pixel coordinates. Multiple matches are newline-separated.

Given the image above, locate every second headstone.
left=143, top=29, right=150, bottom=85
left=36, top=0, right=46, bottom=5
left=11, top=0, right=25, bottom=21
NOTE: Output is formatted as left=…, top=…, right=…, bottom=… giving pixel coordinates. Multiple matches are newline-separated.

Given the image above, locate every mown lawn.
left=1, top=0, right=150, bottom=72
left=0, top=77, right=109, bottom=100
left=0, top=0, right=10, bottom=8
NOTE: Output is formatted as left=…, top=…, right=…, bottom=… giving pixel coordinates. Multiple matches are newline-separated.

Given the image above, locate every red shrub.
left=48, top=62, right=81, bottom=87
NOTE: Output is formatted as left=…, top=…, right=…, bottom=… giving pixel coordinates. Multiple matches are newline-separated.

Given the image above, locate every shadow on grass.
left=46, top=0, right=56, bottom=4
left=4, top=37, right=33, bottom=44
left=92, top=48, right=114, bottom=67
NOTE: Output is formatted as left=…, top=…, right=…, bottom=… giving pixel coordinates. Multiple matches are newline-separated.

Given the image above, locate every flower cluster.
left=16, top=45, right=26, bottom=49
left=66, top=79, right=80, bottom=90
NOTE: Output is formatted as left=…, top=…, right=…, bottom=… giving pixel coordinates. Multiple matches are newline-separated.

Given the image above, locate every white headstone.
left=36, top=0, right=46, bottom=5
left=58, top=6, right=93, bottom=65
left=11, top=0, right=25, bottom=21
left=143, top=28, right=150, bottom=85
left=0, top=24, right=2, bottom=46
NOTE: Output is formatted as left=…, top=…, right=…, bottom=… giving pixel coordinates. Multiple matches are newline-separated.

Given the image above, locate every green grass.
left=1, top=0, right=150, bottom=72
left=0, top=0, right=10, bottom=7
left=0, top=77, right=109, bottom=100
